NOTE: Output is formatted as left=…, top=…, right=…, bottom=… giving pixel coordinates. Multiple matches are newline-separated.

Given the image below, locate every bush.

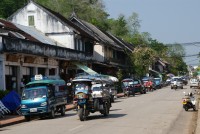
left=0, top=90, right=10, bottom=99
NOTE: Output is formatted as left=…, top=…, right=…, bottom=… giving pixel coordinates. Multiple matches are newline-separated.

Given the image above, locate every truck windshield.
left=22, top=87, right=47, bottom=100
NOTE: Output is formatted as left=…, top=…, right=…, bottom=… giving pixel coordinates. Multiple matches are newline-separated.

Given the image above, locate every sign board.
left=34, top=74, right=43, bottom=80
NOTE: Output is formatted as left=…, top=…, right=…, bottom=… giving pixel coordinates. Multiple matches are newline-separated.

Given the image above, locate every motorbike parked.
left=182, top=92, right=196, bottom=111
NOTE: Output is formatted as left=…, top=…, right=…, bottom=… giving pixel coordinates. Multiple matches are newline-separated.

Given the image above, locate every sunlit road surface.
left=1, top=85, right=197, bottom=134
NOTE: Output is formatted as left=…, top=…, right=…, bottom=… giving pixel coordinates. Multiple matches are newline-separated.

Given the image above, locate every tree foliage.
left=131, top=47, right=156, bottom=77
left=107, top=15, right=129, bottom=37
left=0, top=0, right=188, bottom=77
left=0, top=0, right=28, bottom=18
left=35, top=0, right=109, bottom=30
left=127, top=12, right=141, bottom=34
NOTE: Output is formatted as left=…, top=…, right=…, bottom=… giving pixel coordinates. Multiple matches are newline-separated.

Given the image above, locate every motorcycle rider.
left=146, top=80, right=153, bottom=92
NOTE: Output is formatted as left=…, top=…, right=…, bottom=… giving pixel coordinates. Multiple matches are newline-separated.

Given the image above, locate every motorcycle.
left=182, top=92, right=196, bottom=111
left=145, top=85, right=153, bottom=92
left=72, top=76, right=111, bottom=121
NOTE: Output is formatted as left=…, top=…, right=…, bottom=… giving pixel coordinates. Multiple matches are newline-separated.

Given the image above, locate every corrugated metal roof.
left=14, top=24, right=65, bottom=47
left=0, top=19, right=39, bottom=42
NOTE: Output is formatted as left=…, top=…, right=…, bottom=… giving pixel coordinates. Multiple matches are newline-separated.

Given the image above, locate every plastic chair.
left=0, top=100, right=10, bottom=114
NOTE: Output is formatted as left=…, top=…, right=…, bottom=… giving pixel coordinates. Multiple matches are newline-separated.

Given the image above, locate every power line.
left=185, top=59, right=199, bottom=63
left=182, top=54, right=199, bottom=58
left=180, top=42, right=200, bottom=47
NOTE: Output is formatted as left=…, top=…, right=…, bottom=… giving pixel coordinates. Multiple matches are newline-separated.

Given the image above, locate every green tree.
left=107, top=15, right=129, bottom=37
left=0, top=0, right=27, bottom=18
left=166, top=43, right=187, bottom=75
left=148, top=39, right=168, bottom=58
left=35, top=0, right=109, bottom=31
left=131, top=47, right=156, bottom=77
left=127, top=12, right=141, bottom=34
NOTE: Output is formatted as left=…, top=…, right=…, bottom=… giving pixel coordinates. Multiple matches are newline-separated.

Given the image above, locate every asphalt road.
left=0, top=85, right=197, bottom=134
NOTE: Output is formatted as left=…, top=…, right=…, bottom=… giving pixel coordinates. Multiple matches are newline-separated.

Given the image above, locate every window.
left=28, top=16, right=35, bottom=26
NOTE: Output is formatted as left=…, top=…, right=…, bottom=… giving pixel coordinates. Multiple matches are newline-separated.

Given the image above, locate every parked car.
left=154, top=78, right=162, bottom=89
left=171, top=77, right=183, bottom=89
left=132, top=79, right=146, bottom=94
left=190, top=78, right=200, bottom=89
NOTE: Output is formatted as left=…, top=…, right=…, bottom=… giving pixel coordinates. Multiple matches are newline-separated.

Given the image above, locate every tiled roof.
left=104, top=32, right=134, bottom=52
left=70, top=16, right=123, bottom=49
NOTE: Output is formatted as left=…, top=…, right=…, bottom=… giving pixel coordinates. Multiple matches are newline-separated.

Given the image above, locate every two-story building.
left=70, top=15, right=133, bottom=76
left=0, top=18, right=94, bottom=94
left=5, top=0, right=134, bottom=94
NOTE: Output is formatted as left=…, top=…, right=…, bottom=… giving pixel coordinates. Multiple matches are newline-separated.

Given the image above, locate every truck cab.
left=20, top=75, right=68, bottom=121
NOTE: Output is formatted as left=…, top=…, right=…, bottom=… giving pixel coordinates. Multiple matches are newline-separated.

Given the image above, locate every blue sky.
left=104, top=0, right=200, bottom=66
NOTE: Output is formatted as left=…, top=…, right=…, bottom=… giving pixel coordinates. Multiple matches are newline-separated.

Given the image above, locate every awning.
left=74, top=63, right=98, bottom=75
left=73, top=63, right=119, bottom=82
left=108, top=75, right=119, bottom=82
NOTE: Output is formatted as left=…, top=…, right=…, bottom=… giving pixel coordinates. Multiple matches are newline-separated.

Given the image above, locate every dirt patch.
left=189, top=95, right=200, bottom=134
left=188, top=110, right=198, bottom=134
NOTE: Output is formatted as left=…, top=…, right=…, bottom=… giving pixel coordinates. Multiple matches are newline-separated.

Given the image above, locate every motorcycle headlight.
left=21, top=105, right=27, bottom=108
left=41, top=102, right=47, bottom=106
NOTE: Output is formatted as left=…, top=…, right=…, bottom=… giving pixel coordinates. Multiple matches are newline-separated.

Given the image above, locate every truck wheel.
left=49, top=109, right=55, bottom=119
left=103, top=103, right=109, bottom=116
left=61, top=105, right=65, bottom=116
left=24, top=115, right=31, bottom=121
left=78, top=108, right=85, bottom=121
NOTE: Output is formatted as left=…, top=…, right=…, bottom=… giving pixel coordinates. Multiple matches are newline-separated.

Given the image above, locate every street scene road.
left=0, top=85, right=197, bottom=134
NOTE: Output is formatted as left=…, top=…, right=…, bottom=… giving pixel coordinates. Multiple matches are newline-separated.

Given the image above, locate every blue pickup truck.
left=20, top=75, right=68, bottom=121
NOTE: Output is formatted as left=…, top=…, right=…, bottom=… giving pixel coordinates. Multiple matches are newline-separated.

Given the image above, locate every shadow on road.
left=109, top=109, right=122, bottom=112
left=86, top=113, right=126, bottom=121
left=113, top=100, right=122, bottom=103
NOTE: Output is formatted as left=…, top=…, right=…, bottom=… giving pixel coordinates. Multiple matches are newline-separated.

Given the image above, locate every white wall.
left=10, top=2, right=75, bottom=49
left=48, top=34, right=75, bottom=49
left=93, top=43, right=104, bottom=62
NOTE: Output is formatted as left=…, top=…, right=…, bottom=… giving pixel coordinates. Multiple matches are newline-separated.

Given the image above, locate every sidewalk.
left=195, top=95, right=200, bottom=134
left=0, top=93, right=124, bottom=128
left=0, top=104, right=76, bottom=128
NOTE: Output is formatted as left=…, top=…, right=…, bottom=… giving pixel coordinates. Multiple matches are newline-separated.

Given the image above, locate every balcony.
left=0, top=36, right=93, bottom=61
